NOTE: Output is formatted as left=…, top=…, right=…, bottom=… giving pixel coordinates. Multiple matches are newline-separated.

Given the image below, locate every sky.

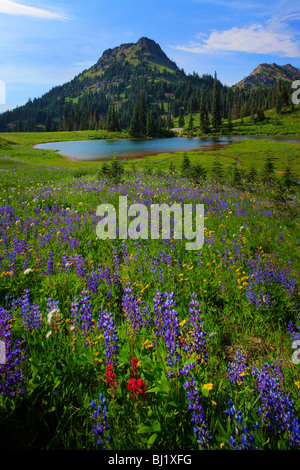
left=0, top=0, right=300, bottom=112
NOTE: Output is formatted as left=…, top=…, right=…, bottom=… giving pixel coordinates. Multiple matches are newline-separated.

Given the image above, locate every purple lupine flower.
left=47, top=250, right=54, bottom=275
left=183, top=372, right=212, bottom=449
left=122, top=284, right=143, bottom=334
left=70, top=291, right=94, bottom=346
left=18, top=290, right=42, bottom=331
left=73, top=253, right=86, bottom=278
left=97, top=309, right=119, bottom=365
left=185, top=293, right=208, bottom=365
left=160, top=292, right=181, bottom=373
left=252, top=360, right=300, bottom=448
left=90, top=393, right=111, bottom=448
left=0, top=307, right=27, bottom=397
left=112, top=245, right=120, bottom=271
left=227, top=349, right=247, bottom=385
left=141, top=302, right=152, bottom=328
left=152, top=291, right=164, bottom=339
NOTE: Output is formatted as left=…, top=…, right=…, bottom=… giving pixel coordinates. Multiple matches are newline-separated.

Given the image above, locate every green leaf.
left=137, top=419, right=161, bottom=434
left=160, top=372, right=171, bottom=393
left=147, top=433, right=158, bottom=447
left=146, top=386, right=161, bottom=394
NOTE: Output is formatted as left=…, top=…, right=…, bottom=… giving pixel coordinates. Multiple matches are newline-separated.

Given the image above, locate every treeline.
left=178, top=152, right=298, bottom=193
left=0, top=58, right=294, bottom=136
left=183, top=74, right=295, bottom=135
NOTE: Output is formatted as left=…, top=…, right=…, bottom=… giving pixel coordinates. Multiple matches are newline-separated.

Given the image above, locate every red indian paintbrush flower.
left=127, top=357, right=147, bottom=400
left=105, top=364, right=118, bottom=394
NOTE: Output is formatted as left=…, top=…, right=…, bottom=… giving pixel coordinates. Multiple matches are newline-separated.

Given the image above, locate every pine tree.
left=45, top=112, right=52, bottom=132
left=146, top=111, right=154, bottom=137
left=129, top=92, right=147, bottom=136
left=247, top=167, right=257, bottom=184
left=178, top=107, right=185, bottom=128
left=138, top=91, right=147, bottom=135
left=232, top=164, right=242, bottom=188
left=106, top=104, right=120, bottom=132
left=283, top=164, right=297, bottom=190
left=17, top=118, right=23, bottom=132
left=166, top=112, right=173, bottom=129
left=62, top=106, right=69, bottom=131
left=190, top=163, right=207, bottom=183
left=275, top=79, right=284, bottom=115
left=199, top=91, right=209, bottom=134
left=211, top=72, right=222, bottom=131
left=212, top=158, right=224, bottom=181
left=181, top=152, right=191, bottom=176
left=187, top=112, right=194, bottom=134
left=227, top=110, right=233, bottom=133
left=261, top=154, right=276, bottom=187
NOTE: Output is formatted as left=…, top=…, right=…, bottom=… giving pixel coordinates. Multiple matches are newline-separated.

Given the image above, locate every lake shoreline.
left=33, top=134, right=300, bottom=163
left=33, top=142, right=232, bottom=162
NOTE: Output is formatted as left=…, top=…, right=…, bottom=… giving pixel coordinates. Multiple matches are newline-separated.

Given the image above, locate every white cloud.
left=0, top=0, right=68, bottom=20
left=171, top=18, right=300, bottom=58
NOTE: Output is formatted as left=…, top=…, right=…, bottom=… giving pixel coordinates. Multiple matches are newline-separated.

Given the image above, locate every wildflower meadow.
left=0, top=154, right=299, bottom=451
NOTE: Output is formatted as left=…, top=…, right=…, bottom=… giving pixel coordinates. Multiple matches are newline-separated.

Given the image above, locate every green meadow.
left=0, top=114, right=299, bottom=450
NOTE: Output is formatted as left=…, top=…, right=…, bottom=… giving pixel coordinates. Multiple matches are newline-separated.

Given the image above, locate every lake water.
left=34, top=135, right=300, bottom=162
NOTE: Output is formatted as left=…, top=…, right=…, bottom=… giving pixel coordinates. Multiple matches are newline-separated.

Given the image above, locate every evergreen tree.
left=62, top=106, right=69, bottom=131
left=247, top=167, right=257, bottom=184
left=212, top=158, right=224, bottom=181
left=261, top=154, right=276, bottom=187
left=106, top=104, right=120, bottom=132
left=190, top=163, right=207, bottom=183
left=181, top=152, right=191, bottom=176
left=45, top=112, right=52, bottom=132
left=227, top=111, right=233, bottom=133
left=168, top=161, right=175, bottom=175
left=232, top=164, right=243, bottom=188
left=129, top=92, right=147, bottom=136
left=199, top=91, right=209, bottom=134
left=138, top=91, right=147, bottom=134
left=146, top=111, right=154, bottom=137
left=178, top=107, right=185, bottom=128
left=283, top=164, right=297, bottom=190
left=17, top=118, right=23, bottom=132
left=275, top=79, right=284, bottom=114
left=166, top=112, right=173, bottom=129
left=256, top=108, right=266, bottom=122
left=187, top=112, right=194, bottom=134
left=211, top=72, right=222, bottom=131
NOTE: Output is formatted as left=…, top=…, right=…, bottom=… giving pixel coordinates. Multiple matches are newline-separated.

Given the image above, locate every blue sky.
left=1, top=0, right=300, bottom=111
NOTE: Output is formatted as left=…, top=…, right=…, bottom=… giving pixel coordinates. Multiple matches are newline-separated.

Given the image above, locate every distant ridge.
left=233, top=63, right=300, bottom=90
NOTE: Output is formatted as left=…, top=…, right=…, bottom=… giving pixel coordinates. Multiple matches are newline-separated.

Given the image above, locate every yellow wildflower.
left=203, top=383, right=213, bottom=392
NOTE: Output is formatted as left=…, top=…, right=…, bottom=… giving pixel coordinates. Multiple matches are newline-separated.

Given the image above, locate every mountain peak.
left=234, top=62, right=300, bottom=89
left=93, top=37, right=178, bottom=74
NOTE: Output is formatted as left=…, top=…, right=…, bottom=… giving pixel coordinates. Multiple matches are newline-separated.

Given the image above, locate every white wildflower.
left=47, top=308, right=60, bottom=325
left=23, top=268, right=33, bottom=275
